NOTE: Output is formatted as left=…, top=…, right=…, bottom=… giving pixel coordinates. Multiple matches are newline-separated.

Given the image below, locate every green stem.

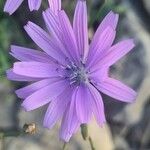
left=0, top=130, right=24, bottom=138
left=62, top=142, right=67, bottom=150
left=89, top=136, right=96, bottom=150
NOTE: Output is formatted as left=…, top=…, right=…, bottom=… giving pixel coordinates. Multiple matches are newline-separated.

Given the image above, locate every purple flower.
left=7, top=0, right=137, bottom=142
left=4, top=0, right=61, bottom=15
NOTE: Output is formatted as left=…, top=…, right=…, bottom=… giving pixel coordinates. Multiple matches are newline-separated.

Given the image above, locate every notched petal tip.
left=28, top=0, right=42, bottom=12
left=6, top=69, right=12, bottom=79
left=109, top=10, right=118, bottom=16
left=128, top=38, right=136, bottom=47
left=3, top=9, right=13, bottom=15
left=4, top=0, right=24, bottom=15
left=13, top=62, right=26, bottom=75
left=15, top=89, right=25, bottom=99
left=13, top=62, right=19, bottom=72
left=21, top=103, right=30, bottom=112
left=43, top=122, right=50, bottom=129
left=98, top=119, right=106, bottom=128
left=128, top=90, right=137, bottom=103
left=60, top=133, right=72, bottom=143
left=10, top=45, right=20, bottom=53
left=24, top=24, right=29, bottom=31
left=108, top=10, right=119, bottom=19
left=28, top=7, right=39, bottom=12
left=24, top=21, right=32, bottom=29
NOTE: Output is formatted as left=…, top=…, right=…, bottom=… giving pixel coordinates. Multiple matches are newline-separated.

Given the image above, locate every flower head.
left=4, top=0, right=61, bottom=15
left=7, top=0, right=137, bottom=142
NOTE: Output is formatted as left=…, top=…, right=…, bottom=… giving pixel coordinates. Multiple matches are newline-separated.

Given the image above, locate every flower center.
left=66, top=63, right=89, bottom=85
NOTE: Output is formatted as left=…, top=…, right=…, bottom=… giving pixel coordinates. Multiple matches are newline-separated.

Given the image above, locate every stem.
left=0, top=123, right=36, bottom=140
left=62, top=142, right=67, bottom=150
left=0, top=130, right=23, bottom=138
left=89, top=136, right=96, bottom=150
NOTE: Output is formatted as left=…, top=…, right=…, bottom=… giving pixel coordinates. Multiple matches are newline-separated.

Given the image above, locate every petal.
left=58, top=10, right=79, bottom=62
left=43, top=86, right=73, bottom=129
left=90, top=11, right=119, bottom=50
left=92, top=39, right=135, bottom=71
left=89, top=67, right=108, bottom=83
left=59, top=107, right=80, bottom=142
left=43, top=9, right=61, bottom=41
left=42, top=9, right=69, bottom=58
left=22, top=80, right=69, bottom=111
left=13, top=62, right=61, bottom=78
left=24, top=21, right=67, bottom=65
left=10, top=45, right=54, bottom=63
left=48, top=0, right=61, bottom=14
left=87, top=27, right=116, bottom=68
left=60, top=114, right=80, bottom=142
left=88, top=84, right=106, bottom=125
left=96, top=78, right=137, bottom=102
left=73, top=0, right=89, bottom=61
left=4, top=0, right=23, bottom=15
left=28, top=0, right=41, bottom=11
left=75, top=85, right=91, bottom=123
left=59, top=87, right=82, bottom=142
left=16, top=78, right=59, bottom=99
left=67, top=89, right=78, bottom=134
left=6, top=69, right=40, bottom=81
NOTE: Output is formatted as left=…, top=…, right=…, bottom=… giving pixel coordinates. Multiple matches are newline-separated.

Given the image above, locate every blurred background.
left=0, top=0, right=150, bottom=149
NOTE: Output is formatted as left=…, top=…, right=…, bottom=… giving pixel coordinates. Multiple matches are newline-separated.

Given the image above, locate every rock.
left=5, top=137, right=43, bottom=150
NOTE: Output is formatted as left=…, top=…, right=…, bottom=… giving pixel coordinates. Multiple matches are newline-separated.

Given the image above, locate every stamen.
left=65, top=63, right=89, bottom=85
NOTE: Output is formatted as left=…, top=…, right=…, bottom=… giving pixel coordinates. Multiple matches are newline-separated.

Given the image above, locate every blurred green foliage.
left=62, top=0, right=125, bottom=27
left=0, top=0, right=26, bottom=78
left=89, top=0, right=125, bottom=27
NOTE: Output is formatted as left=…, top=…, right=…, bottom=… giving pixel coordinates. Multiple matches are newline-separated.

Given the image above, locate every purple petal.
left=89, top=67, right=108, bottom=83
left=6, top=69, right=40, bottom=81
left=88, top=84, right=106, bottom=125
left=96, top=78, right=137, bottom=102
left=42, top=9, right=69, bottom=58
left=43, top=86, right=73, bottom=129
left=59, top=114, right=80, bottom=142
left=59, top=87, right=83, bottom=142
left=73, top=0, right=89, bottom=62
left=22, top=80, right=69, bottom=111
left=43, top=9, right=61, bottom=41
left=4, top=0, right=23, bottom=15
left=28, top=0, right=41, bottom=11
left=75, top=85, right=91, bottom=123
left=48, top=0, right=61, bottom=14
left=87, top=27, right=116, bottom=68
left=67, top=90, right=78, bottom=134
left=58, top=10, right=79, bottom=62
left=13, top=62, right=61, bottom=78
left=24, top=21, right=67, bottom=65
left=10, top=45, right=54, bottom=63
left=90, top=11, right=118, bottom=49
left=59, top=107, right=80, bottom=142
left=92, top=39, right=135, bottom=71
left=16, top=78, right=60, bottom=99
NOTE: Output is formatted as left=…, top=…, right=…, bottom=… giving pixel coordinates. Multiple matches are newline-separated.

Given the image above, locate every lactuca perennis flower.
left=7, top=0, right=137, bottom=142
left=4, top=0, right=61, bottom=15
